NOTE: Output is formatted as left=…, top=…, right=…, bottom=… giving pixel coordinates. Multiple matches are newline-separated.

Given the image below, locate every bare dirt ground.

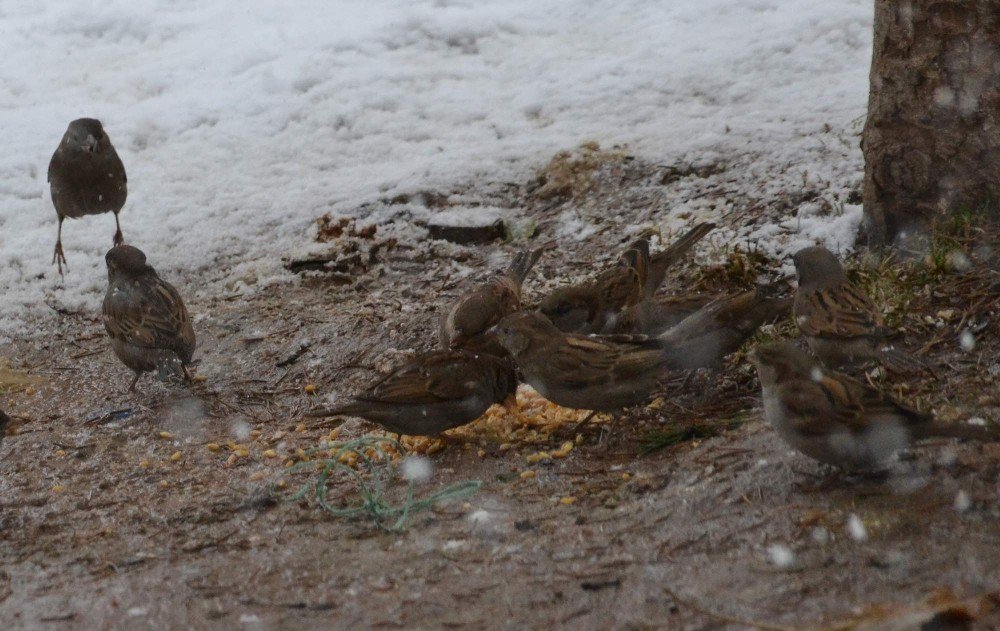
left=2, top=149, right=999, bottom=630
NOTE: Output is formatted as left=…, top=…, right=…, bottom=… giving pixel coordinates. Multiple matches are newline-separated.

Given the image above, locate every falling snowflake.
left=847, top=514, right=867, bottom=542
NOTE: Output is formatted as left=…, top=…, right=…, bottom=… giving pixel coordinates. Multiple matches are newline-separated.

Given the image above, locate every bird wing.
left=103, top=276, right=194, bottom=360
left=646, top=222, right=715, bottom=296
left=795, top=281, right=884, bottom=338
left=553, top=335, right=664, bottom=386
left=365, top=351, right=484, bottom=405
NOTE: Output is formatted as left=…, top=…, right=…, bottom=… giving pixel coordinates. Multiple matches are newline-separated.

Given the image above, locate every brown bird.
left=540, top=222, right=715, bottom=334
left=307, top=350, right=517, bottom=436
left=439, top=242, right=551, bottom=353
left=657, top=285, right=792, bottom=368
left=792, top=246, right=924, bottom=372
left=48, top=118, right=128, bottom=274
left=621, top=292, right=719, bottom=335
left=102, top=245, right=195, bottom=391
left=493, top=311, right=673, bottom=412
left=751, top=342, right=994, bottom=470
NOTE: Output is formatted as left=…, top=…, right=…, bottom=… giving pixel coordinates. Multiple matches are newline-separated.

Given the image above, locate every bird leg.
left=129, top=372, right=142, bottom=393
left=113, top=212, right=124, bottom=246
left=52, top=217, right=68, bottom=276
left=569, top=410, right=598, bottom=436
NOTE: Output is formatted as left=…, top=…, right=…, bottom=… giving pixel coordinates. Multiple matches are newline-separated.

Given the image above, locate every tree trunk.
left=860, top=0, right=1000, bottom=247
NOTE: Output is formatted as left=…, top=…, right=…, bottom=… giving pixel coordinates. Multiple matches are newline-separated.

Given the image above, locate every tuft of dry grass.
left=531, top=141, right=629, bottom=201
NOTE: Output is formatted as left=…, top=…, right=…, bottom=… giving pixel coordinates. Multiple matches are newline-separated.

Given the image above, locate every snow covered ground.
left=0, top=0, right=871, bottom=336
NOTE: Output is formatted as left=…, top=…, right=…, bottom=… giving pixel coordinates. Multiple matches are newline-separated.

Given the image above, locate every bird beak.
left=82, top=135, right=98, bottom=153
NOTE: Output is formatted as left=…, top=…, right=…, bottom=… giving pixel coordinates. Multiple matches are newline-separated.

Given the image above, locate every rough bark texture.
left=861, top=0, right=1000, bottom=246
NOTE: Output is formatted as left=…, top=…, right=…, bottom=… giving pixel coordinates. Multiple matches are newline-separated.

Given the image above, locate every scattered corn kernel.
left=560, top=496, right=577, bottom=505
left=477, top=449, right=486, bottom=458
left=235, top=447, right=250, bottom=458
left=52, top=485, right=64, bottom=493
left=249, top=471, right=266, bottom=481
left=206, top=443, right=221, bottom=452
left=263, top=449, right=277, bottom=458
left=159, top=480, right=170, bottom=488
left=170, top=451, right=182, bottom=462
left=249, top=429, right=262, bottom=440
left=296, top=422, right=307, bottom=433
left=158, top=431, right=173, bottom=440
left=520, top=470, right=536, bottom=479
left=526, top=451, right=550, bottom=464
left=272, top=430, right=285, bottom=441
left=226, top=454, right=238, bottom=466
left=55, top=449, right=66, bottom=457
left=499, top=442, right=512, bottom=452
left=139, top=459, right=152, bottom=468
left=284, top=459, right=295, bottom=468
left=304, top=384, right=316, bottom=394
left=275, top=479, right=287, bottom=489
left=327, top=428, right=341, bottom=441
left=192, top=374, right=207, bottom=383
left=621, top=472, right=631, bottom=481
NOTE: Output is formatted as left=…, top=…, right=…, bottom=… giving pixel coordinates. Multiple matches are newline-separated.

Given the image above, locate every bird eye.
left=554, top=303, right=571, bottom=316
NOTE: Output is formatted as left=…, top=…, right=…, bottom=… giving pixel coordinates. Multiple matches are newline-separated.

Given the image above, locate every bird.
left=493, top=311, right=674, bottom=412
left=751, top=341, right=995, bottom=470
left=307, top=350, right=518, bottom=436
left=439, top=242, right=552, bottom=354
left=540, top=222, right=715, bottom=334
left=621, top=292, right=720, bottom=335
left=102, top=245, right=195, bottom=392
left=657, top=285, right=792, bottom=368
left=792, top=246, right=925, bottom=372
left=48, top=118, right=128, bottom=275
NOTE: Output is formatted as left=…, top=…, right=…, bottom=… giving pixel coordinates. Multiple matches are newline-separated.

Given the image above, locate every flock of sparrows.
left=25, top=118, right=997, bottom=473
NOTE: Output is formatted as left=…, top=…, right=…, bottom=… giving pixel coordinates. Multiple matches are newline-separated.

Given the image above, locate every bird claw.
left=113, top=229, right=125, bottom=246
left=52, top=241, right=68, bottom=276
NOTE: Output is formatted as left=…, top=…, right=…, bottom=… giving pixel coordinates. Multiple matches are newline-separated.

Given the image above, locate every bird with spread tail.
left=103, top=245, right=195, bottom=391
left=48, top=118, right=128, bottom=274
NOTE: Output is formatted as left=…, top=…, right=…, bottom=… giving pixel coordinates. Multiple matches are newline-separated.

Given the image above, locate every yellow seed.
left=170, top=451, right=182, bottom=462
left=621, top=472, right=631, bottom=481
left=139, top=459, right=152, bottom=468
left=55, top=449, right=66, bottom=457
left=575, top=434, right=585, bottom=445
left=560, top=441, right=574, bottom=453
left=206, top=443, right=221, bottom=452
left=427, top=442, right=444, bottom=455
left=235, top=448, right=250, bottom=458
left=275, top=479, right=287, bottom=489
left=249, top=471, right=266, bottom=481
left=284, top=459, right=295, bottom=468
left=158, top=431, right=173, bottom=439
left=327, top=428, right=341, bottom=441
left=249, top=429, right=262, bottom=440
left=499, top=442, right=512, bottom=451
left=226, top=454, right=238, bottom=466
left=520, top=470, right=536, bottom=479
left=560, top=496, right=576, bottom=505
left=526, top=452, right=550, bottom=464
left=272, top=431, right=285, bottom=441
left=192, top=374, right=207, bottom=383
left=296, top=423, right=307, bottom=433
left=304, top=384, right=316, bottom=394
left=159, top=480, right=169, bottom=488
left=52, top=484, right=65, bottom=493
left=477, top=449, right=486, bottom=458
left=263, top=449, right=277, bottom=458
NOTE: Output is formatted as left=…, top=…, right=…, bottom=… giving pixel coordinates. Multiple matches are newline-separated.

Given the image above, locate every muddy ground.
left=1, top=150, right=999, bottom=630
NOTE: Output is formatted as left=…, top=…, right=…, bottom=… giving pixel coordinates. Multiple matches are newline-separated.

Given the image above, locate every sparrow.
left=792, top=246, right=924, bottom=372
left=493, top=311, right=673, bottom=412
left=48, top=118, right=128, bottom=275
left=102, top=245, right=196, bottom=391
left=439, top=242, right=551, bottom=353
left=540, top=222, right=715, bottom=334
left=622, top=292, right=719, bottom=336
left=751, top=342, right=996, bottom=470
left=307, top=350, right=517, bottom=436
left=657, top=285, right=792, bottom=368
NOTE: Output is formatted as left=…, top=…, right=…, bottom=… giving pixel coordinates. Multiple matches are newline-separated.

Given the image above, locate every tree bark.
left=860, top=0, right=1000, bottom=247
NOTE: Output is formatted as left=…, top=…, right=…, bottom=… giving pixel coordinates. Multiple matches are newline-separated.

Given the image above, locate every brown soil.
left=2, top=150, right=998, bottom=630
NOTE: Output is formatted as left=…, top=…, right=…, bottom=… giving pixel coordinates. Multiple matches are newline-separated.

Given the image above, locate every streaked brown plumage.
left=0, top=409, right=10, bottom=448
left=494, top=311, right=673, bottom=411
left=307, top=350, right=517, bottom=436
left=752, top=341, right=995, bottom=470
left=439, top=242, right=551, bottom=354
left=48, top=118, right=128, bottom=274
left=102, top=245, right=195, bottom=391
left=540, top=222, right=714, bottom=334
left=792, top=246, right=924, bottom=372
